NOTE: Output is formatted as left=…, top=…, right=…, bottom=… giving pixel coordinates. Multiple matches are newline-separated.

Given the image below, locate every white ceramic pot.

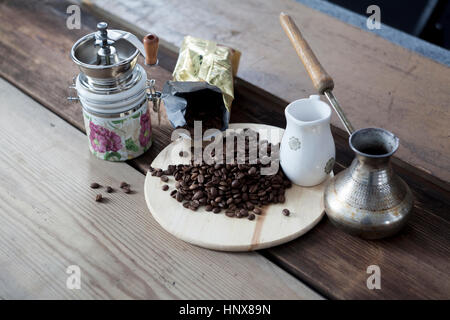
left=280, top=95, right=335, bottom=186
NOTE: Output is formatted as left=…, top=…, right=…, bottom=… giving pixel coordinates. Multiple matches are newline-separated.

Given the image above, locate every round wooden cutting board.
left=144, top=123, right=332, bottom=251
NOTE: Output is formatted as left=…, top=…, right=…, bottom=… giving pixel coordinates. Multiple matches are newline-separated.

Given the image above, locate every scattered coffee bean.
left=123, top=187, right=131, bottom=194
left=106, top=186, right=113, bottom=193
left=179, top=151, right=186, bottom=157
left=248, top=213, right=255, bottom=220
left=95, top=194, right=102, bottom=202
left=90, top=182, right=100, bottom=189
left=213, top=207, right=221, bottom=214
left=162, top=184, right=169, bottom=191
left=161, top=175, right=169, bottom=182
left=170, top=190, right=177, bottom=197
left=282, top=209, right=290, bottom=216
left=120, top=181, right=129, bottom=189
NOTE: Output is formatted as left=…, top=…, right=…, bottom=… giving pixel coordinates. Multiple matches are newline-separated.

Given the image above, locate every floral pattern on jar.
left=83, top=103, right=152, bottom=161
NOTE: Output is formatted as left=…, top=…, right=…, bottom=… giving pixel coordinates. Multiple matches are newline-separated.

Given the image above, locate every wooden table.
left=0, top=0, right=449, bottom=299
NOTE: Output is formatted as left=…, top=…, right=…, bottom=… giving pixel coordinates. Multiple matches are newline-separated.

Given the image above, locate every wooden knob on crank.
left=143, top=33, right=159, bottom=65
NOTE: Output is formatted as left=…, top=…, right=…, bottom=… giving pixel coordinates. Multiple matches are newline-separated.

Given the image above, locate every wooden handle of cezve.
left=279, top=12, right=334, bottom=94
left=143, top=33, right=159, bottom=65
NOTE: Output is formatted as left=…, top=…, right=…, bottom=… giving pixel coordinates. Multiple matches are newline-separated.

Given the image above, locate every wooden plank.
left=83, top=0, right=450, bottom=187
left=0, top=0, right=449, bottom=299
left=0, top=77, right=322, bottom=299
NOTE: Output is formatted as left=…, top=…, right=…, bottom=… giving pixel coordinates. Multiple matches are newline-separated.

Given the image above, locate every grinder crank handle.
left=279, top=12, right=334, bottom=95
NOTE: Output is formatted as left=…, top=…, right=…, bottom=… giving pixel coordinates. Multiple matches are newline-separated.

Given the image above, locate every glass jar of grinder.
left=69, top=22, right=161, bottom=161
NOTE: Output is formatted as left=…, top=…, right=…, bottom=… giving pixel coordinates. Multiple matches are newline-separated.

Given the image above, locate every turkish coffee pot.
left=69, top=22, right=160, bottom=161
left=280, top=13, right=413, bottom=239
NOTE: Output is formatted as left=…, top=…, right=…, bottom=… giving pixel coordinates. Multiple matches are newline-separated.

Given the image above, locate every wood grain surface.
left=84, top=0, right=450, bottom=187
left=145, top=124, right=329, bottom=251
left=0, top=0, right=449, bottom=299
left=0, top=77, right=322, bottom=299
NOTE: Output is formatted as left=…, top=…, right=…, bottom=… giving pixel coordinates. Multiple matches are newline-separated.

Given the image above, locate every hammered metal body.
left=324, top=128, right=414, bottom=239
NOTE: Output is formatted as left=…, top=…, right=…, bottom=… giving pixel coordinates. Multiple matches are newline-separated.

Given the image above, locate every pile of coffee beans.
left=150, top=128, right=292, bottom=219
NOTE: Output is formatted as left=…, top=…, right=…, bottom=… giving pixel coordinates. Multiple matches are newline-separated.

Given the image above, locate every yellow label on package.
left=172, top=36, right=240, bottom=112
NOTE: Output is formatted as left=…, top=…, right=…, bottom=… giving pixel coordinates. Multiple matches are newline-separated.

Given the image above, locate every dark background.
left=327, top=0, right=450, bottom=49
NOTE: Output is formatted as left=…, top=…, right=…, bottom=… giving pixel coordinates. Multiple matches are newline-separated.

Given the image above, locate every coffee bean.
left=123, top=187, right=131, bottom=194
left=253, top=208, right=261, bottom=215
left=162, top=185, right=169, bottom=191
left=90, top=182, right=100, bottom=189
left=191, top=200, right=200, bottom=208
left=182, top=201, right=190, bottom=208
left=120, top=181, right=129, bottom=188
left=282, top=209, right=290, bottom=216
left=95, top=194, right=102, bottom=202
left=248, top=213, right=255, bottom=220
left=225, top=211, right=235, bottom=217
left=176, top=192, right=183, bottom=202
left=179, top=151, right=186, bottom=157
left=210, top=187, right=218, bottom=197
left=106, top=186, right=113, bottom=193
left=192, top=190, right=204, bottom=200
left=189, top=184, right=199, bottom=190
left=161, top=175, right=169, bottom=182
left=213, top=208, right=221, bottom=214
left=170, top=190, right=177, bottom=197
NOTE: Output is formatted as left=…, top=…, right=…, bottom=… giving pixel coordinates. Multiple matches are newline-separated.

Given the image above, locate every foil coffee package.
left=162, top=36, right=241, bottom=134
